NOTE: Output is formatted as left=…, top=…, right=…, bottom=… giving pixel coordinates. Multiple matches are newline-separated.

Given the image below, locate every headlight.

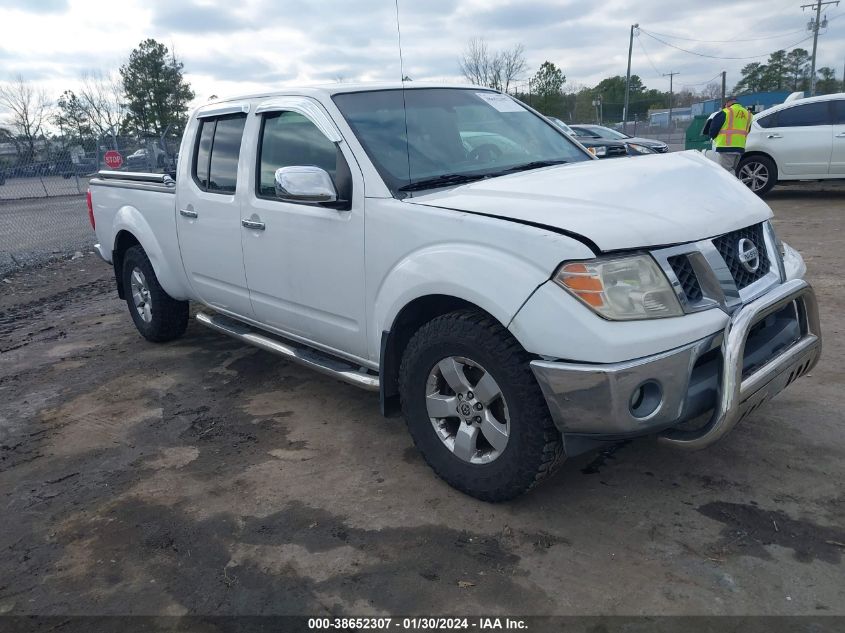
left=768, top=220, right=786, bottom=257
left=587, top=145, right=607, bottom=157
left=626, top=143, right=652, bottom=155
left=553, top=255, right=683, bottom=320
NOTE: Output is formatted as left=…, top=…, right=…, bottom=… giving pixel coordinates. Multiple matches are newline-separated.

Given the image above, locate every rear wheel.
left=737, top=155, right=777, bottom=196
left=398, top=309, right=564, bottom=502
left=122, top=245, right=188, bottom=342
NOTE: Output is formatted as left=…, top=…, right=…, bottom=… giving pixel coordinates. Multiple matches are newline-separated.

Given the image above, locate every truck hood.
left=407, top=151, right=772, bottom=252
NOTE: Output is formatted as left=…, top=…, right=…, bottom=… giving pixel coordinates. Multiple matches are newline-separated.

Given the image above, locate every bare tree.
left=459, top=38, right=526, bottom=92
left=499, top=44, right=527, bottom=93
left=77, top=70, right=126, bottom=140
left=700, top=82, right=723, bottom=100
left=459, top=38, right=497, bottom=88
left=0, top=75, right=50, bottom=162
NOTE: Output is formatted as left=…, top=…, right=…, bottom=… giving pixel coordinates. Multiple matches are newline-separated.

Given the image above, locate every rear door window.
left=776, top=102, right=832, bottom=127
left=192, top=113, right=247, bottom=193
left=755, top=112, right=778, bottom=129
left=832, top=100, right=845, bottom=124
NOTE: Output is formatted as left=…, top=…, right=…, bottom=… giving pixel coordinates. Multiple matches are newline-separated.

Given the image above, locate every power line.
left=636, top=33, right=664, bottom=77
left=681, top=72, right=724, bottom=87
left=643, top=28, right=808, bottom=43
left=639, top=28, right=815, bottom=60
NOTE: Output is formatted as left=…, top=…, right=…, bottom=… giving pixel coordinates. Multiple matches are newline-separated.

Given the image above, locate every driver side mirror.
left=274, top=166, right=337, bottom=204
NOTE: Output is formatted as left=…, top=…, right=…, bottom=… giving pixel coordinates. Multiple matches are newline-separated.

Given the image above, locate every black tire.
left=122, top=245, right=188, bottom=342
left=737, top=154, right=777, bottom=196
left=398, top=309, right=564, bottom=502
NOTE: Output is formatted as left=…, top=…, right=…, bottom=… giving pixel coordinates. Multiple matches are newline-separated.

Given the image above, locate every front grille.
left=656, top=146, right=669, bottom=153
left=606, top=145, right=627, bottom=157
left=712, top=223, right=770, bottom=289
left=668, top=254, right=703, bottom=302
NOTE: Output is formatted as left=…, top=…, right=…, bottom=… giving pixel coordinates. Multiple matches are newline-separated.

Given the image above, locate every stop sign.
left=104, top=150, right=123, bottom=169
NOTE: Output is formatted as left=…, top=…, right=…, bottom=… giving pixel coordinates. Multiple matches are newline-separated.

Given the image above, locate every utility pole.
left=623, top=23, right=639, bottom=134
left=663, top=71, right=679, bottom=129
left=721, top=71, right=726, bottom=104
left=802, top=0, right=839, bottom=96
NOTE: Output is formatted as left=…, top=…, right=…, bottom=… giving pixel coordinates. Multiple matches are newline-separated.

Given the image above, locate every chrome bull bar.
left=659, top=278, right=821, bottom=450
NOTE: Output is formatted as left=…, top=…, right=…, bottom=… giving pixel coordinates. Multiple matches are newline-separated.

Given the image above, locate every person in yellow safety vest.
left=706, top=96, right=752, bottom=173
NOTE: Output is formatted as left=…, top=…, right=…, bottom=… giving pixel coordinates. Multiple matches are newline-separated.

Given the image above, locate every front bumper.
left=530, top=279, right=821, bottom=449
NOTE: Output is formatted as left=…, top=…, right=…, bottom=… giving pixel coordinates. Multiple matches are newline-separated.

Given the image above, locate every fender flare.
left=111, top=205, right=192, bottom=300
left=373, top=242, right=557, bottom=352
left=372, top=241, right=583, bottom=416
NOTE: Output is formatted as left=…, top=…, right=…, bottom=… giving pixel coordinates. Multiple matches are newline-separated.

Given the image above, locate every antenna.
left=394, top=0, right=412, bottom=190
left=394, top=0, right=405, bottom=82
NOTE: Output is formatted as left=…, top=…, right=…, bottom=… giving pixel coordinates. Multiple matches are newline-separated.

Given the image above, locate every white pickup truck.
left=88, top=83, right=821, bottom=501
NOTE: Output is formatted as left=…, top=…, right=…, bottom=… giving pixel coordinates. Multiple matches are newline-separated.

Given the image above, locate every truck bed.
left=89, top=170, right=192, bottom=301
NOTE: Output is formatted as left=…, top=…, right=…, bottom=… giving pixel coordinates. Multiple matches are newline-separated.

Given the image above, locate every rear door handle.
left=767, top=134, right=782, bottom=139
left=179, top=209, right=198, bottom=218
left=836, top=132, right=845, bottom=138
left=241, top=218, right=266, bottom=231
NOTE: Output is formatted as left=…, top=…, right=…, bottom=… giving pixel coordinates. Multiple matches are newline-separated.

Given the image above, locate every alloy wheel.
left=130, top=267, right=153, bottom=323
left=425, top=356, right=510, bottom=464
left=738, top=161, right=769, bottom=192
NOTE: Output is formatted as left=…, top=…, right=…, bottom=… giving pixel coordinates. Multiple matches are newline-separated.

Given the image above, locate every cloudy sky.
left=1, top=0, right=843, bottom=107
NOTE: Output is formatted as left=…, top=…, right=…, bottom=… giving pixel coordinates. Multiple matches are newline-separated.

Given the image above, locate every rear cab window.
left=192, top=113, right=247, bottom=193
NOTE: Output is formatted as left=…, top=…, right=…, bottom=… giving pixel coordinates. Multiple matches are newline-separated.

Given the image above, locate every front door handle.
left=767, top=134, right=782, bottom=139
left=836, top=132, right=845, bottom=138
left=241, top=218, right=266, bottom=231
left=179, top=208, right=198, bottom=218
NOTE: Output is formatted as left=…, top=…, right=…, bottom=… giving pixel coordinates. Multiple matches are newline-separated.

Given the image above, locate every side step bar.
left=196, top=312, right=380, bottom=392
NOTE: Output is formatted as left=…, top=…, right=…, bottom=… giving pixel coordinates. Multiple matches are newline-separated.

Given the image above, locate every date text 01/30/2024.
left=307, top=617, right=528, bottom=629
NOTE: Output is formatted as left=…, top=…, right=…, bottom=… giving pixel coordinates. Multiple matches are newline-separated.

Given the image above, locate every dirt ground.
left=0, top=184, right=843, bottom=617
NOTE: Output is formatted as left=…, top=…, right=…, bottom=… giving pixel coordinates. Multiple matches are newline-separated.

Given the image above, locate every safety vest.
left=714, top=103, right=752, bottom=150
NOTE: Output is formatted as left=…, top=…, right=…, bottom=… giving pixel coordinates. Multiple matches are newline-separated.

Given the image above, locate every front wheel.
left=122, top=245, right=188, bottom=342
left=737, top=155, right=777, bottom=196
left=398, top=309, right=564, bottom=502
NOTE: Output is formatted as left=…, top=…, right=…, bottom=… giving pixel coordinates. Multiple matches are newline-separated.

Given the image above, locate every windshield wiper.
left=398, top=160, right=570, bottom=193
left=398, top=172, right=489, bottom=192
left=499, top=159, right=568, bottom=174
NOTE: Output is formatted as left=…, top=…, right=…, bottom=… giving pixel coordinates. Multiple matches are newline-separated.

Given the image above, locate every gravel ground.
left=0, top=182, right=843, bottom=619
left=0, top=195, right=93, bottom=277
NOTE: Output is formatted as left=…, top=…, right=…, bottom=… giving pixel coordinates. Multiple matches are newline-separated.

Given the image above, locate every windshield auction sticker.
left=475, top=92, right=524, bottom=112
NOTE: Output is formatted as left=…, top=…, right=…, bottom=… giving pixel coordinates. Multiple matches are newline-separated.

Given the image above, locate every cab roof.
left=204, top=82, right=492, bottom=107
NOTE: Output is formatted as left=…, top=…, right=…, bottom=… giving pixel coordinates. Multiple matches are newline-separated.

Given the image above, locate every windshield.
left=332, top=88, right=590, bottom=194
left=591, top=126, right=631, bottom=140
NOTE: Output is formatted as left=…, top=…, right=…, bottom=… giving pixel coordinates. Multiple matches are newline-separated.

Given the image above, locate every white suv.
left=740, top=92, right=845, bottom=195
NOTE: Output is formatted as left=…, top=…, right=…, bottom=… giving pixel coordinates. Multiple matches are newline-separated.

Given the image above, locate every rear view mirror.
left=274, top=166, right=337, bottom=203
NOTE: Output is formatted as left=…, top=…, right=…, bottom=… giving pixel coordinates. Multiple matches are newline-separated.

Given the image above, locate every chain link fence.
left=0, top=131, right=180, bottom=201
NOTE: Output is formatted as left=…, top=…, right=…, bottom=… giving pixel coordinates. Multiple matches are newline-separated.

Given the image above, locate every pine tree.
left=120, top=39, right=194, bottom=137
